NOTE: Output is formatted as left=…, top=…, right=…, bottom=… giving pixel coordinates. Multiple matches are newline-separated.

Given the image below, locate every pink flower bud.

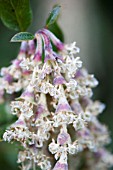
left=40, top=31, right=51, bottom=48
left=80, top=96, right=92, bottom=108
left=44, top=53, right=56, bottom=62
left=19, top=41, right=28, bottom=54
left=33, top=34, right=42, bottom=62
left=35, top=93, right=49, bottom=120
left=53, top=161, right=68, bottom=170
left=33, top=52, right=42, bottom=62
left=22, top=70, right=32, bottom=76
left=57, top=130, right=71, bottom=146
left=95, top=149, right=105, bottom=158
left=4, top=74, right=13, bottom=84
left=74, top=69, right=84, bottom=79
left=35, top=104, right=49, bottom=120
left=17, top=86, right=35, bottom=103
left=41, top=32, right=56, bottom=62
left=11, top=116, right=26, bottom=129
left=42, top=29, right=64, bottom=51
left=77, top=128, right=90, bottom=138
left=56, top=97, right=72, bottom=113
left=12, top=59, right=22, bottom=68
left=28, top=40, right=35, bottom=55
left=71, top=100, right=83, bottom=115
left=53, top=74, right=66, bottom=85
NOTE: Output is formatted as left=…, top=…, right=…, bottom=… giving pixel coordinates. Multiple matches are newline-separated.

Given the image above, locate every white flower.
left=65, top=42, right=80, bottom=54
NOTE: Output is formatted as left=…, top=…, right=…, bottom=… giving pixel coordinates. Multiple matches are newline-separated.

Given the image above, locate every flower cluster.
left=2, top=28, right=113, bottom=170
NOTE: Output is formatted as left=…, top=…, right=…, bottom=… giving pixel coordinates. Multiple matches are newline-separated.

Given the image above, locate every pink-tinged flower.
left=40, top=33, right=64, bottom=61
left=11, top=115, right=26, bottom=129
left=54, top=53, right=64, bottom=62
left=42, top=29, right=64, bottom=50
left=46, top=51, right=63, bottom=62
left=40, top=31, right=51, bottom=49
left=74, top=69, right=84, bottom=78
left=40, top=32, right=56, bottom=62
left=35, top=104, right=45, bottom=119
left=35, top=93, right=49, bottom=120
left=80, top=96, right=92, bottom=108
left=55, top=96, right=72, bottom=113
left=4, top=73, right=13, bottom=84
left=57, top=128, right=71, bottom=146
left=28, top=40, right=35, bottom=55
left=94, top=148, right=113, bottom=167
left=16, top=42, right=28, bottom=62
left=19, top=41, right=28, bottom=54
left=70, top=100, right=83, bottom=115
left=17, top=85, right=35, bottom=103
left=35, top=104, right=49, bottom=120
left=75, top=68, right=98, bottom=88
left=11, top=59, right=22, bottom=69
left=22, top=70, right=32, bottom=76
left=33, top=33, right=42, bottom=62
left=76, top=128, right=95, bottom=150
left=53, top=74, right=66, bottom=85
left=95, top=148, right=106, bottom=158
left=89, top=119, right=110, bottom=145
left=53, top=161, right=68, bottom=170
left=77, top=128, right=91, bottom=138
left=44, top=52, right=56, bottom=62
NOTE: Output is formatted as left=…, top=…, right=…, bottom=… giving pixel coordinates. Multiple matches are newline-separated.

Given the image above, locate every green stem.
left=33, top=161, right=36, bottom=170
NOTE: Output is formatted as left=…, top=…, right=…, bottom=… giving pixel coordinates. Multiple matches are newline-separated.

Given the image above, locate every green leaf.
left=46, top=5, right=61, bottom=27
left=42, top=39, right=45, bottom=63
left=0, top=0, right=32, bottom=31
left=11, top=32, right=34, bottom=42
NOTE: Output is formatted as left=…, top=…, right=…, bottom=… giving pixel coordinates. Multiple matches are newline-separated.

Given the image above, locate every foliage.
left=46, top=5, right=61, bottom=27
left=0, top=0, right=32, bottom=31
left=11, top=32, right=34, bottom=42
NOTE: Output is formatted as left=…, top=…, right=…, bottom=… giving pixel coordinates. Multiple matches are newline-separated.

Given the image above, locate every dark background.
left=0, top=0, right=113, bottom=169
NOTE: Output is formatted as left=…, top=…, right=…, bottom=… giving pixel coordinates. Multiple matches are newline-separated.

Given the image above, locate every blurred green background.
left=0, top=0, right=113, bottom=169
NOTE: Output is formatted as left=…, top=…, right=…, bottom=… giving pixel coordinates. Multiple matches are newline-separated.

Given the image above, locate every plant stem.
left=33, top=161, right=36, bottom=170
